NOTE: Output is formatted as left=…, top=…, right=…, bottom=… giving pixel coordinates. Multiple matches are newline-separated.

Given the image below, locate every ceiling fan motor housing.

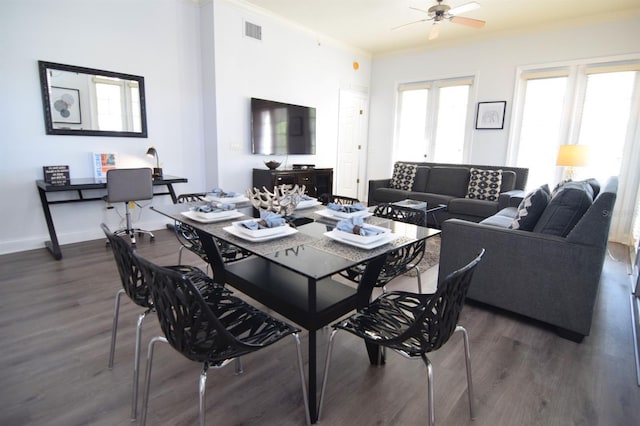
left=428, top=3, right=450, bottom=21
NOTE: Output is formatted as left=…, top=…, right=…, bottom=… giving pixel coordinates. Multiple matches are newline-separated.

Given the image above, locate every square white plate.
left=224, top=224, right=298, bottom=242
left=232, top=219, right=289, bottom=238
left=315, top=208, right=373, bottom=221
left=333, top=224, right=391, bottom=244
left=204, top=194, right=249, bottom=204
left=324, top=229, right=398, bottom=250
left=295, top=198, right=322, bottom=210
left=180, top=210, right=245, bottom=223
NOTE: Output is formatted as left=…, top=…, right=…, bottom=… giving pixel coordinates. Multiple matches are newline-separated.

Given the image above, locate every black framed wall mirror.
left=38, top=61, right=148, bottom=137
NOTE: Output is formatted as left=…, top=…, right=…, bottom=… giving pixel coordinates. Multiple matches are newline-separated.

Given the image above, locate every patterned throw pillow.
left=466, top=168, right=503, bottom=201
left=390, top=163, right=418, bottom=190
left=509, top=185, right=551, bottom=231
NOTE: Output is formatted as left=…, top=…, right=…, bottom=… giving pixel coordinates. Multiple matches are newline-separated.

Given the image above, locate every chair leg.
left=199, top=363, right=209, bottom=426
left=455, top=325, right=475, bottom=419
left=318, top=329, right=339, bottom=421
left=108, top=289, right=125, bottom=369
left=415, top=266, right=422, bottom=293
left=131, top=309, right=151, bottom=420
left=234, top=357, right=243, bottom=375
left=420, top=353, right=435, bottom=426
left=140, top=336, right=168, bottom=426
left=178, top=246, right=185, bottom=265
left=293, top=333, right=311, bottom=425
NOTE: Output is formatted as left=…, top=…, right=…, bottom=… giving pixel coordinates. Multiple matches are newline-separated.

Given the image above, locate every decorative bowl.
left=264, top=160, right=281, bottom=170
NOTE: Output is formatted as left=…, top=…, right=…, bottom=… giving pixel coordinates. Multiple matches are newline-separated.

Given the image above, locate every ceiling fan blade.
left=448, top=1, right=481, bottom=16
left=429, top=24, right=440, bottom=40
left=450, top=15, right=486, bottom=28
left=391, top=18, right=432, bottom=31
left=409, top=6, right=429, bottom=15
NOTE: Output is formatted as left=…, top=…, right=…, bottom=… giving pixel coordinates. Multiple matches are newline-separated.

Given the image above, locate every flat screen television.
left=251, top=97, right=316, bottom=155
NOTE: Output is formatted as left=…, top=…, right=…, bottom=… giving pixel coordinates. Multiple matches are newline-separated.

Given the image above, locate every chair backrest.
left=319, top=194, right=360, bottom=206
left=373, top=203, right=427, bottom=226
left=132, top=252, right=245, bottom=364
left=404, top=249, right=485, bottom=352
left=177, top=193, right=206, bottom=204
left=106, top=168, right=153, bottom=203
left=101, top=223, right=151, bottom=308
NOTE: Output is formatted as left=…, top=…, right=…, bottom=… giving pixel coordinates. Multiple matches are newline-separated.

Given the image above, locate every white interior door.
left=336, top=90, right=368, bottom=200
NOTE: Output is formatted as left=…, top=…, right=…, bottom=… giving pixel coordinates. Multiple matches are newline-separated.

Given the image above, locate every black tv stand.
left=252, top=168, right=333, bottom=198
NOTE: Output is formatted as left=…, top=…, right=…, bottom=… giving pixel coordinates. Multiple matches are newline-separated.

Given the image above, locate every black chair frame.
left=133, top=252, right=311, bottom=426
left=320, top=249, right=485, bottom=426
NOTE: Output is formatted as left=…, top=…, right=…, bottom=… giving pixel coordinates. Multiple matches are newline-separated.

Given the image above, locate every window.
left=395, top=77, right=473, bottom=163
left=510, top=57, right=640, bottom=244
left=91, top=77, right=141, bottom=132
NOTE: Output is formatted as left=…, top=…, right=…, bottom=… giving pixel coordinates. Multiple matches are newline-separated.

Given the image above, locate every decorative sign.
left=43, top=165, right=70, bottom=185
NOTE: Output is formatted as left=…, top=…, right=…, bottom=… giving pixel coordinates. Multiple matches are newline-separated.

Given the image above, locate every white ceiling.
left=240, top=0, right=640, bottom=56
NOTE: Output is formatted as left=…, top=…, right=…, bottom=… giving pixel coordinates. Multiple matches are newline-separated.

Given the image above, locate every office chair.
left=106, top=168, right=155, bottom=246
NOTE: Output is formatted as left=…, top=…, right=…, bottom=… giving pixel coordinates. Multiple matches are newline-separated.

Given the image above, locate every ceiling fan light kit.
left=394, top=0, right=486, bottom=40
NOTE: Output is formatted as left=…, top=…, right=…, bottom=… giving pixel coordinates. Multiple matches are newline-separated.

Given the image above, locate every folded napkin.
left=209, top=188, right=238, bottom=198
left=336, top=217, right=383, bottom=237
left=192, top=202, right=235, bottom=213
left=300, top=194, right=313, bottom=201
left=327, top=202, right=367, bottom=213
left=242, top=211, right=286, bottom=230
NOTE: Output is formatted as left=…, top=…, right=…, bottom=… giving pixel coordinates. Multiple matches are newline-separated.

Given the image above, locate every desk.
left=151, top=203, right=439, bottom=423
left=36, top=175, right=187, bottom=260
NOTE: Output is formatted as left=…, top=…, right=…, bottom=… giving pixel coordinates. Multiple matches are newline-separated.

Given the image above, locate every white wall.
left=209, top=0, right=372, bottom=192
left=0, top=0, right=205, bottom=254
left=367, top=17, right=640, bottom=181
left=0, top=0, right=372, bottom=255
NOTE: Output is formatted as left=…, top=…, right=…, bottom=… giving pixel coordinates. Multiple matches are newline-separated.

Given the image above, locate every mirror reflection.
left=38, top=61, right=147, bottom=137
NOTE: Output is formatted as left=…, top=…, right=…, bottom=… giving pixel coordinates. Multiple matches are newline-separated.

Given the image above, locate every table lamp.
left=146, top=146, right=163, bottom=179
left=556, top=144, right=590, bottom=181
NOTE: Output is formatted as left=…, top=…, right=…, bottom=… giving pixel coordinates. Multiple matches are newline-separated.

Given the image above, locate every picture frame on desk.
left=93, top=152, right=117, bottom=182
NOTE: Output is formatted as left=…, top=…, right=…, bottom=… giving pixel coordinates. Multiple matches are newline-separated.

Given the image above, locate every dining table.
left=151, top=200, right=440, bottom=424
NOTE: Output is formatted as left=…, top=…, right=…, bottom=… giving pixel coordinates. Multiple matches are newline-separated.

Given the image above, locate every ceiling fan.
left=393, top=0, right=486, bottom=40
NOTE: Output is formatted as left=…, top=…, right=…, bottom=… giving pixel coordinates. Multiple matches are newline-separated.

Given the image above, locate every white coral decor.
left=246, top=184, right=305, bottom=216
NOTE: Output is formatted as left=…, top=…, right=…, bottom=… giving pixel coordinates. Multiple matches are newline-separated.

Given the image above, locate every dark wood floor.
left=1, top=229, right=638, bottom=425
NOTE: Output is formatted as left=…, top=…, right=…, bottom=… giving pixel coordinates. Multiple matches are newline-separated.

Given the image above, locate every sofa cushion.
left=373, top=187, right=412, bottom=203
left=413, top=166, right=431, bottom=192
left=449, top=198, right=499, bottom=219
left=533, top=181, right=594, bottom=237
left=480, top=207, right=518, bottom=228
left=466, top=168, right=502, bottom=201
left=426, top=167, right=470, bottom=197
left=390, top=162, right=418, bottom=190
left=509, top=184, right=551, bottom=231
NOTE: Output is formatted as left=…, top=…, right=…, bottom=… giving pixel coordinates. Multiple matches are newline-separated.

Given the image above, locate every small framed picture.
left=50, top=86, right=81, bottom=124
left=476, top=101, right=506, bottom=129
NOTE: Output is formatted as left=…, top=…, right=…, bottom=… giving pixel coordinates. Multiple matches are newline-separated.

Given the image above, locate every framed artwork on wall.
left=476, top=101, right=506, bottom=129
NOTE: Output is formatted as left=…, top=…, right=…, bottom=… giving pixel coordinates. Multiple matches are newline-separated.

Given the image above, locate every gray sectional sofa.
left=367, top=161, right=529, bottom=227
left=438, top=177, right=618, bottom=342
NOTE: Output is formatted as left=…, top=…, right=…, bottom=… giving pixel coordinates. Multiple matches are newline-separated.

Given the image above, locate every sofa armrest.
left=439, top=218, right=605, bottom=337
left=367, top=178, right=392, bottom=204
left=498, top=189, right=526, bottom=210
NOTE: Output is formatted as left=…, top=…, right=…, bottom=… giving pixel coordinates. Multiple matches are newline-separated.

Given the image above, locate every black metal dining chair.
left=133, top=252, right=311, bottom=426
left=175, top=193, right=252, bottom=267
left=339, top=203, right=428, bottom=293
left=101, top=223, right=228, bottom=420
left=320, top=249, right=485, bottom=426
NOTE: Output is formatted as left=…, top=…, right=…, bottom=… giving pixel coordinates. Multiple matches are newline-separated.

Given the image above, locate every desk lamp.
left=556, top=144, right=590, bottom=181
left=146, top=147, right=163, bottom=179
